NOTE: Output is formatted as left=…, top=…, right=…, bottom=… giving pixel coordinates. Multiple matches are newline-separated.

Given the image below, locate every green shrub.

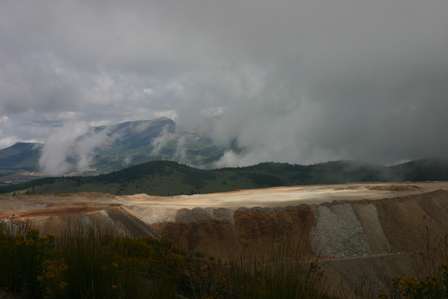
left=0, top=222, right=54, bottom=298
left=0, top=222, right=336, bottom=299
left=384, top=266, right=448, bottom=299
left=187, top=258, right=336, bottom=299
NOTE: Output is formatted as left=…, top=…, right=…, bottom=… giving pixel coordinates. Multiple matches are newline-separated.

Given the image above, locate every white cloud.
left=0, top=137, right=17, bottom=149
left=38, top=122, right=110, bottom=175
left=153, top=110, right=178, bottom=120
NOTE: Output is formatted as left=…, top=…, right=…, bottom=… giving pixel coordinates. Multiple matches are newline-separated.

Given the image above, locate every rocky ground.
left=2, top=181, right=448, bottom=297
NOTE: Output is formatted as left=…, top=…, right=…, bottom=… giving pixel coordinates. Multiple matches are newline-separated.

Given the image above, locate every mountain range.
left=0, top=142, right=43, bottom=174
left=0, top=118, right=227, bottom=184
left=2, top=158, right=448, bottom=196
left=2, top=117, right=448, bottom=194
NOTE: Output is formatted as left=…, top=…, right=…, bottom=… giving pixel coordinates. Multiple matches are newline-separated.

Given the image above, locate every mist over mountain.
left=0, top=118, right=228, bottom=180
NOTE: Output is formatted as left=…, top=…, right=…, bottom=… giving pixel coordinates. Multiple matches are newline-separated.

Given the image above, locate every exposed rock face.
left=149, top=187, right=448, bottom=296
left=234, top=205, right=315, bottom=257
left=2, top=183, right=448, bottom=259
left=2, top=182, right=448, bottom=296
left=18, top=207, right=158, bottom=238
left=155, top=190, right=448, bottom=261
left=352, top=203, right=391, bottom=254
left=311, top=204, right=370, bottom=257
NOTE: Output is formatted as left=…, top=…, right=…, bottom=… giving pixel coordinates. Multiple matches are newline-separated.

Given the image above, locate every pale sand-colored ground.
left=124, top=181, right=448, bottom=207
left=1, top=181, right=448, bottom=223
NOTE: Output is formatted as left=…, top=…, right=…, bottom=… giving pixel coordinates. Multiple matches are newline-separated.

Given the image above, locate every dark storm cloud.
left=1, top=0, right=448, bottom=167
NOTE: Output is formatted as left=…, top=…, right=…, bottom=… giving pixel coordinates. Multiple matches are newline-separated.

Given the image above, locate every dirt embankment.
left=149, top=188, right=448, bottom=296
left=1, top=182, right=448, bottom=258
left=157, top=205, right=316, bottom=259
left=154, top=189, right=448, bottom=261
left=2, top=182, right=448, bottom=296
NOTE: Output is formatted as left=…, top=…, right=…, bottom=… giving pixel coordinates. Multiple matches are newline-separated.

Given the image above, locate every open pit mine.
left=2, top=182, right=448, bottom=296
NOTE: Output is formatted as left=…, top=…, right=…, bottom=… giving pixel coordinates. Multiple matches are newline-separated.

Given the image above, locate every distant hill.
left=2, top=159, right=448, bottom=196
left=0, top=118, right=227, bottom=180
left=0, top=142, right=43, bottom=173
left=389, top=159, right=448, bottom=181
left=84, top=118, right=226, bottom=173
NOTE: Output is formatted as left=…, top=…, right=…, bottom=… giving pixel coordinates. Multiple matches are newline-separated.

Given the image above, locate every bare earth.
left=0, top=181, right=446, bottom=223
left=2, top=182, right=448, bottom=297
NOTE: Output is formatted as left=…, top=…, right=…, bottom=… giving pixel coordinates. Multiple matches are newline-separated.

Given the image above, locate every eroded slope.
left=2, top=182, right=448, bottom=296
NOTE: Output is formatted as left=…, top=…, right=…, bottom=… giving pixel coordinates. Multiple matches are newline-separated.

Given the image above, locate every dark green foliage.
left=3, top=158, right=448, bottom=196
left=0, top=223, right=53, bottom=298
left=246, top=173, right=285, bottom=186
left=390, top=159, right=448, bottom=182
left=384, top=266, right=448, bottom=299
left=187, top=258, right=337, bottom=299
left=0, top=224, right=336, bottom=299
left=0, top=223, right=187, bottom=299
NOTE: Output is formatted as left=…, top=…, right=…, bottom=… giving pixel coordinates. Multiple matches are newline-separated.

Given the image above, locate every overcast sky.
left=1, top=0, right=448, bottom=165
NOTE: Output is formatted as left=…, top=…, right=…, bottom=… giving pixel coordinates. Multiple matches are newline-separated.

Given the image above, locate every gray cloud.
left=1, top=0, right=448, bottom=166
left=39, top=122, right=111, bottom=175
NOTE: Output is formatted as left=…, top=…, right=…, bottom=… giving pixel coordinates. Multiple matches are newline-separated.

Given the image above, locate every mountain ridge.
left=0, top=118, right=227, bottom=180
left=0, top=142, right=43, bottom=173
left=2, top=158, right=448, bottom=196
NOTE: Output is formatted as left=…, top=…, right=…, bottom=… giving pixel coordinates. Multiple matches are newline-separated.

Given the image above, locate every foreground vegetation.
left=0, top=222, right=335, bottom=299
left=4, top=221, right=448, bottom=298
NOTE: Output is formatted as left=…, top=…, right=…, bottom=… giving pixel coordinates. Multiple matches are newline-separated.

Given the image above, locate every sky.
left=1, top=0, right=448, bottom=166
